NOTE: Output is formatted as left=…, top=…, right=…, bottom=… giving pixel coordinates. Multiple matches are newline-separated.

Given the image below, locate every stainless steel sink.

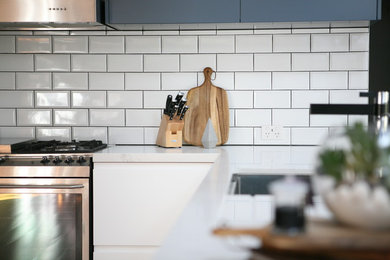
left=229, top=174, right=312, bottom=196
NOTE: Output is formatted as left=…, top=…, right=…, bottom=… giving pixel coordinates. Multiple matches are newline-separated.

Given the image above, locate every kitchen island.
left=93, top=145, right=320, bottom=260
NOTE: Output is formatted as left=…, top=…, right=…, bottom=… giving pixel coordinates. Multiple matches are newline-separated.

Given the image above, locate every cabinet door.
left=241, top=0, right=379, bottom=22
left=93, top=163, right=211, bottom=246
left=107, top=0, right=240, bottom=24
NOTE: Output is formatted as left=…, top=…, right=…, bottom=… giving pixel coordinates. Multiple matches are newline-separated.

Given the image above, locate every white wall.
left=0, top=22, right=369, bottom=145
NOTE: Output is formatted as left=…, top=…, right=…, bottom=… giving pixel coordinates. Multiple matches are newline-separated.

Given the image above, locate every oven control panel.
left=0, top=155, right=91, bottom=167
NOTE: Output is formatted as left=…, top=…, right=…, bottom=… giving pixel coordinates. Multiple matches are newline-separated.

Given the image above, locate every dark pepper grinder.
left=269, top=176, right=308, bottom=235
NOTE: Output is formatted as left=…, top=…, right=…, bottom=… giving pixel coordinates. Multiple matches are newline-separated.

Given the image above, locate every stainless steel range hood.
left=0, top=0, right=106, bottom=30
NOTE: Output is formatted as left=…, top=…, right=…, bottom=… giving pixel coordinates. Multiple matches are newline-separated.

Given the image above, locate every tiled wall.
left=0, top=23, right=369, bottom=145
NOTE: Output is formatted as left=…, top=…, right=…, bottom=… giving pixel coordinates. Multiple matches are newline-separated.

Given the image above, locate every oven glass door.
left=0, top=178, right=89, bottom=260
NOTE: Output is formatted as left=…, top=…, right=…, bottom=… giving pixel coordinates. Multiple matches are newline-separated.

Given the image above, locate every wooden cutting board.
left=183, top=67, right=229, bottom=146
left=213, top=219, right=390, bottom=259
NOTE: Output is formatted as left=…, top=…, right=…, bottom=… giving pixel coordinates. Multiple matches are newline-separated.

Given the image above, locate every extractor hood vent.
left=0, top=0, right=106, bottom=30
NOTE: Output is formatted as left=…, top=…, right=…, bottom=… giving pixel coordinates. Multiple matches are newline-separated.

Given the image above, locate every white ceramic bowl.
left=314, top=176, right=390, bottom=230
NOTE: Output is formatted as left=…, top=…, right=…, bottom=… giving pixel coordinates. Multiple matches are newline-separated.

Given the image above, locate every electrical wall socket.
left=261, top=125, right=283, bottom=140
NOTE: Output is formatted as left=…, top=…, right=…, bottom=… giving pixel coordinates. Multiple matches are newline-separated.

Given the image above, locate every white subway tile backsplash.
left=107, top=55, right=143, bottom=72
left=161, top=73, right=197, bottom=90
left=144, top=127, right=159, bottom=144
left=273, top=34, right=310, bottom=52
left=199, top=36, right=234, bottom=53
left=0, top=72, right=15, bottom=89
left=225, top=128, right=253, bottom=145
left=108, top=127, right=144, bottom=144
left=36, top=91, right=69, bottom=107
left=17, top=109, right=51, bottom=126
left=273, top=72, right=309, bottom=89
left=229, top=109, right=235, bottom=126
left=107, top=91, right=142, bottom=108
left=330, top=52, right=369, bottom=70
left=89, top=36, right=124, bottom=53
left=0, top=127, right=35, bottom=138
left=90, top=73, right=124, bottom=90
left=90, top=109, right=125, bottom=126
left=217, top=54, right=253, bottom=71
left=16, top=73, right=51, bottom=90
left=72, top=91, right=106, bottom=108
left=348, top=115, right=368, bottom=126
left=35, top=54, right=70, bottom=71
left=144, top=91, right=175, bottom=108
left=0, top=28, right=371, bottom=144
left=162, top=36, right=197, bottom=53
left=254, top=127, right=291, bottom=145
left=125, top=73, right=160, bottom=90
left=0, top=91, right=33, bottom=108
left=311, top=34, right=349, bottom=52
left=254, top=91, right=290, bottom=108
left=16, top=36, right=51, bottom=53
left=350, top=33, right=369, bottom=51
left=71, top=55, right=106, bottom=72
left=53, top=36, right=88, bottom=53
left=72, top=127, right=108, bottom=143
left=126, top=109, right=161, bottom=126
left=0, top=54, right=33, bottom=71
left=54, top=109, right=88, bottom=126
left=291, top=128, right=328, bottom=145
left=0, top=109, right=16, bottom=126
left=143, top=24, right=179, bottom=35
left=37, top=127, right=71, bottom=141
left=180, top=54, right=216, bottom=72
left=273, top=109, right=309, bottom=127
left=236, top=109, right=271, bottom=126
left=330, top=90, right=367, bottom=104
left=254, top=53, right=291, bottom=71
left=235, top=72, right=271, bottom=90
left=349, top=71, right=368, bottom=89
left=310, top=72, right=348, bottom=89
left=126, top=36, right=161, bottom=53
left=228, top=91, right=253, bottom=108
left=292, top=90, right=328, bottom=108
left=0, top=36, right=15, bottom=53
left=144, top=55, right=179, bottom=72
left=310, top=115, right=347, bottom=127
left=236, top=35, right=272, bottom=53
left=53, top=73, right=88, bottom=90
left=292, top=53, right=329, bottom=71
left=198, top=72, right=234, bottom=90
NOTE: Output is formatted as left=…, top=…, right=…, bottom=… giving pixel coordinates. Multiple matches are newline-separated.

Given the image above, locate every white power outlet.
left=261, top=125, right=283, bottom=140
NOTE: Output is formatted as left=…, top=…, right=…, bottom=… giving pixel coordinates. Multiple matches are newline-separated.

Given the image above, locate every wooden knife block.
left=156, top=115, right=184, bottom=148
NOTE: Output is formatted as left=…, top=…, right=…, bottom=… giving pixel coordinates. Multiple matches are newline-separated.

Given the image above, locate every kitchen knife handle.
left=177, top=98, right=187, bottom=116
left=180, top=106, right=189, bottom=120
left=175, top=92, right=184, bottom=103
left=165, top=95, right=173, bottom=115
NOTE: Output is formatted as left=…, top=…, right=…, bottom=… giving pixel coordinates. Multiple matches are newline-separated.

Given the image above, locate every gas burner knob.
left=77, top=156, right=86, bottom=164
left=65, top=156, right=74, bottom=164
left=40, top=156, right=50, bottom=164
left=0, top=157, right=5, bottom=164
left=53, top=156, right=62, bottom=164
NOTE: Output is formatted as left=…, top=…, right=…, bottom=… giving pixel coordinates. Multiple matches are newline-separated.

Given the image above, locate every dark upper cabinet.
left=106, top=0, right=240, bottom=24
left=241, top=0, right=381, bottom=23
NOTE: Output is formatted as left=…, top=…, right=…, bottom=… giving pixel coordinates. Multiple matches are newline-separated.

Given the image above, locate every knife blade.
left=164, top=95, right=173, bottom=115
left=176, top=98, right=187, bottom=116
left=179, top=105, right=189, bottom=120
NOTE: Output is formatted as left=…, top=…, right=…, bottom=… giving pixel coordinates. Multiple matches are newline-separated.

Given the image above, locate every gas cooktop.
left=10, top=140, right=107, bottom=154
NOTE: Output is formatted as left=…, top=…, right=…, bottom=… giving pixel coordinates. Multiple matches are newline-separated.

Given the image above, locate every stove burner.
left=12, top=140, right=107, bottom=154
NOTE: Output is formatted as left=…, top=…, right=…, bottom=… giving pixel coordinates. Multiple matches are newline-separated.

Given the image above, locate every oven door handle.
left=0, top=184, right=84, bottom=189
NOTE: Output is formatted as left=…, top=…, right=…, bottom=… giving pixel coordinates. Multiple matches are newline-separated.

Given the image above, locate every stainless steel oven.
left=0, top=152, right=96, bottom=260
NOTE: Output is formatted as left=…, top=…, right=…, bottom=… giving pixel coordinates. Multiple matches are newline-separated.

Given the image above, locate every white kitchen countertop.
left=94, top=145, right=321, bottom=260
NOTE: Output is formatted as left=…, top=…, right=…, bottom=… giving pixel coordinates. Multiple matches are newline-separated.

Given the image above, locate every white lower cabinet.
left=93, top=162, right=212, bottom=259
